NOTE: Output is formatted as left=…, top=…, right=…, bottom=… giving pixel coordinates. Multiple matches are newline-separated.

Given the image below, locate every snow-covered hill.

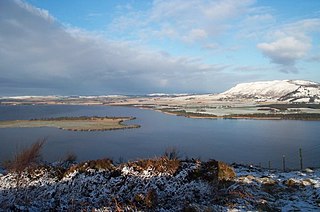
left=219, top=80, right=320, bottom=103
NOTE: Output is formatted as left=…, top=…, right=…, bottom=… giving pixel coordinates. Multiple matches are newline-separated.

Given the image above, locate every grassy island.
left=0, top=116, right=140, bottom=131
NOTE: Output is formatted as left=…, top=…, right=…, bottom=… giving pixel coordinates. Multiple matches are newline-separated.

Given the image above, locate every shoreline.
left=156, top=108, right=320, bottom=121
left=1, top=102, right=320, bottom=121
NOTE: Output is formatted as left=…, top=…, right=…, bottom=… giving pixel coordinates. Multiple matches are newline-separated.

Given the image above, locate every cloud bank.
left=0, top=0, right=228, bottom=95
left=0, top=0, right=319, bottom=95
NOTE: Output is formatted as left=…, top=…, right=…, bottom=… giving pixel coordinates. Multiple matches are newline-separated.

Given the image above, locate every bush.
left=64, top=153, right=77, bottom=163
left=189, top=160, right=236, bottom=183
left=164, top=147, right=180, bottom=160
left=4, top=139, right=45, bottom=173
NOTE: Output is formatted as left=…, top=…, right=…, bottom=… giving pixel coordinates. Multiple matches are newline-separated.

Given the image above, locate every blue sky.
left=0, top=0, right=319, bottom=95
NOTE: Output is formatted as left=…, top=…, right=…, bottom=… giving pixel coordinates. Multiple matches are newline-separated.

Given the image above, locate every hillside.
left=1, top=158, right=319, bottom=211
left=219, top=80, right=320, bottom=103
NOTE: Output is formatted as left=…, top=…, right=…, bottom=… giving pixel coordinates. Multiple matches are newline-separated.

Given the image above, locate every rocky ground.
left=0, top=158, right=319, bottom=211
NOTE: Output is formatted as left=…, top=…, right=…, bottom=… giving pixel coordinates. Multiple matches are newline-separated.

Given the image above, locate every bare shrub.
left=64, top=152, right=77, bottom=163
left=164, top=146, right=180, bottom=160
left=5, top=139, right=45, bottom=173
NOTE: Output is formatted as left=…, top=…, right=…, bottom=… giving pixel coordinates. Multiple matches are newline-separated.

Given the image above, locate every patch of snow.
left=292, top=98, right=311, bottom=103
left=0, top=95, right=61, bottom=100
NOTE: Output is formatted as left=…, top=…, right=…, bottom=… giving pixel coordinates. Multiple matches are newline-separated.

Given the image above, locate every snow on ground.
left=0, top=159, right=319, bottom=211
left=233, top=164, right=320, bottom=211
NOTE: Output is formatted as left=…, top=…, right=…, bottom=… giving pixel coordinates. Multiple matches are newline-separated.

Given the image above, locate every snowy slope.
left=0, top=161, right=319, bottom=211
left=220, top=80, right=320, bottom=102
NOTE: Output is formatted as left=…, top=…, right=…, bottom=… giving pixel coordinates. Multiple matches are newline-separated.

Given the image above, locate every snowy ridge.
left=220, top=80, right=320, bottom=103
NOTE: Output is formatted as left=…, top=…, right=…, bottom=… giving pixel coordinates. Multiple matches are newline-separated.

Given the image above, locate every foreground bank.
left=0, top=157, right=319, bottom=211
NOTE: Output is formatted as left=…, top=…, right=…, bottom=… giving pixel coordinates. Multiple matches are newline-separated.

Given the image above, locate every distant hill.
left=219, top=80, right=320, bottom=103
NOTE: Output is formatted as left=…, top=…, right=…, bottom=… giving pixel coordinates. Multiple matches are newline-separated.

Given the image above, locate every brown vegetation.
left=164, top=146, right=180, bottom=160
left=4, top=139, right=45, bottom=173
left=126, top=156, right=180, bottom=175
left=63, top=153, right=77, bottom=163
left=145, top=188, right=158, bottom=209
left=64, top=158, right=115, bottom=176
left=190, top=160, right=236, bottom=183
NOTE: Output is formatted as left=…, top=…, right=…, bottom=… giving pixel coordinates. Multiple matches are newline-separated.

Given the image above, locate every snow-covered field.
left=0, top=159, right=319, bottom=211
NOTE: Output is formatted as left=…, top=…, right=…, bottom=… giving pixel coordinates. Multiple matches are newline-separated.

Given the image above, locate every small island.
left=0, top=116, right=140, bottom=131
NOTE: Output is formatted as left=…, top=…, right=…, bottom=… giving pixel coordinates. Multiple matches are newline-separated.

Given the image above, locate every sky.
left=0, top=0, right=319, bottom=96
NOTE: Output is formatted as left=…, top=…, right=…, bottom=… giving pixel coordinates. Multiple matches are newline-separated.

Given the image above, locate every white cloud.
left=257, top=18, right=320, bottom=72
left=109, top=0, right=256, bottom=43
left=281, top=19, right=320, bottom=38
left=14, top=0, right=55, bottom=22
left=257, top=37, right=310, bottom=66
left=202, top=43, right=220, bottom=50
left=202, top=0, right=254, bottom=20
left=237, top=13, right=276, bottom=39
left=183, top=28, right=208, bottom=42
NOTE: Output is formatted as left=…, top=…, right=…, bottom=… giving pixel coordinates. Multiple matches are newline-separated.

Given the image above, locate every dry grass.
left=4, top=139, right=45, bottom=173
left=127, top=156, right=180, bottom=175
left=64, top=158, right=115, bottom=176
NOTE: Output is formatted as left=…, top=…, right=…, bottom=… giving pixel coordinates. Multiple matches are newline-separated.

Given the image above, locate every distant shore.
left=0, top=116, right=140, bottom=131
left=1, top=98, right=320, bottom=121
left=158, top=109, right=320, bottom=121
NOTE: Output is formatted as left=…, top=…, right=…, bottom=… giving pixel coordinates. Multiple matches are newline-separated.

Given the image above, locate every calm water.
left=0, top=105, right=319, bottom=169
